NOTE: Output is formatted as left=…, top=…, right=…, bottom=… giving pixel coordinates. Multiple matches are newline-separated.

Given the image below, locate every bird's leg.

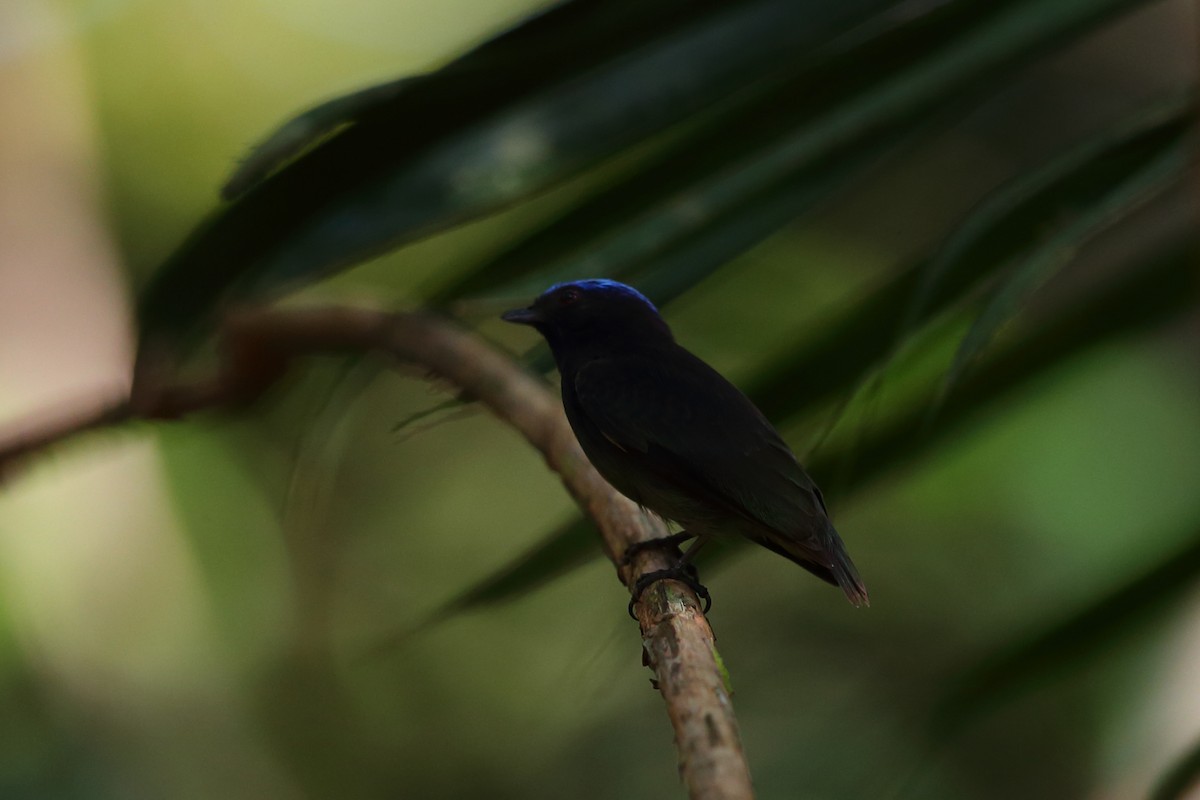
left=619, top=531, right=697, bottom=567
left=627, top=536, right=711, bottom=618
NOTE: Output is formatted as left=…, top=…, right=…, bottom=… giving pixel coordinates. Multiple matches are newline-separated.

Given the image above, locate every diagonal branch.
left=0, top=306, right=755, bottom=800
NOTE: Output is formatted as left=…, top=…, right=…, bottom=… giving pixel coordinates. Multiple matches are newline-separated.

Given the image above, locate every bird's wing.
left=572, top=352, right=827, bottom=541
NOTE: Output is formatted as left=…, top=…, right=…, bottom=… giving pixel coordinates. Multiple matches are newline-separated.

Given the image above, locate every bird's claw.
left=627, top=565, right=711, bottom=619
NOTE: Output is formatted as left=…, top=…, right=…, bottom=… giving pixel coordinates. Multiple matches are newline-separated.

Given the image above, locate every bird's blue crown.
left=546, top=279, right=659, bottom=313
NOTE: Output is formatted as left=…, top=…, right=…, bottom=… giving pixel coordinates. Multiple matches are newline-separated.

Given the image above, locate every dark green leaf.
left=517, top=119, right=926, bottom=375
left=222, top=0, right=779, bottom=201
left=910, top=94, right=1194, bottom=329
left=437, top=0, right=1154, bottom=308
left=627, top=133, right=910, bottom=306
left=745, top=95, right=1194, bottom=425
left=804, top=239, right=1196, bottom=493
left=138, top=0, right=889, bottom=346
left=430, top=0, right=963, bottom=305
left=929, top=93, right=1194, bottom=400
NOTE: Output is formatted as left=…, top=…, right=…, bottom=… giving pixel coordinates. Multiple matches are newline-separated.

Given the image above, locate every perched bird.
left=502, top=279, right=868, bottom=613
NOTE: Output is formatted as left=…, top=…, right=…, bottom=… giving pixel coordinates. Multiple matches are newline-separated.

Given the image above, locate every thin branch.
left=0, top=306, right=755, bottom=800
left=0, top=396, right=131, bottom=483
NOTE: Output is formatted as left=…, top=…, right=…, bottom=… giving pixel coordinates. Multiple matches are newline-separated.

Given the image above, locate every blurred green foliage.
left=1, top=0, right=1197, bottom=798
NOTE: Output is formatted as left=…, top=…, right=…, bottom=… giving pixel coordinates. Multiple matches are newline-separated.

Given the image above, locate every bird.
left=502, top=279, right=868, bottom=614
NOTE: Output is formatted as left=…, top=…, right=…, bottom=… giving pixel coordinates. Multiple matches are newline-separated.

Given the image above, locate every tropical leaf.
left=747, top=93, right=1194, bottom=424
left=221, top=0, right=775, bottom=201
left=436, top=0, right=1156, bottom=308
left=515, top=120, right=928, bottom=376
left=429, top=0, right=984, bottom=305
left=627, top=124, right=919, bottom=306
left=928, top=93, right=1194, bottom=402
left=805, top=238, right=1196, bottom=492
left=138, top=0, right=1156, bottom=348
left=908, top=93, right=1194, bottom=329
left=137, top=0, right=891, bottom=346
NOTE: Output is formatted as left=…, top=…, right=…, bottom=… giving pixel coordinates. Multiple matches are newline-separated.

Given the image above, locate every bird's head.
left=501, top=279, right=673, bottom=356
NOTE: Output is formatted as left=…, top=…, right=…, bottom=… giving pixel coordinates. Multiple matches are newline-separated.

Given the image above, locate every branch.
left=0, top=306, right=755, bottom=800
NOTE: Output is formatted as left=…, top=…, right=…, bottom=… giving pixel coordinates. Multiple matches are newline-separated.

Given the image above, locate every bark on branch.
left=0, top=306, right=755, bottom=800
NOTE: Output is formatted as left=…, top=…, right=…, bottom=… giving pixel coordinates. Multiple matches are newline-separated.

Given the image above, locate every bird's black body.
left=503, top=279, right=868, bottom=606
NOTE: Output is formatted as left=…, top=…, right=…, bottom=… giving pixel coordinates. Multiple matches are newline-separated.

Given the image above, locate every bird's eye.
left=558, top=288, right=581, bottom=306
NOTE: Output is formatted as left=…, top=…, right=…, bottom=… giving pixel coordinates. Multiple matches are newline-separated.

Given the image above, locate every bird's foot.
left=619, top=532, right=696, bottom=566
left=627, top=563, right=711, bottom=619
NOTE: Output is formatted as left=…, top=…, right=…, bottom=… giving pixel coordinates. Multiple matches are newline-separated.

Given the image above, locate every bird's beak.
left=501, top=306, right=542, bottom=325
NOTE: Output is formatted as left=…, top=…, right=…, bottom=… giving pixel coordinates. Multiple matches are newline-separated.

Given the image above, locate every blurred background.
left=0, top=0, right=1197, bottom=798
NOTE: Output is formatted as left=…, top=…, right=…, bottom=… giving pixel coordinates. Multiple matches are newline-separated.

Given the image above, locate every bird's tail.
left=758, top=521, right=869, bottom=606
left=818, top=515, right=869, bottom=607
left=828, top=541, right=869, bottom=608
